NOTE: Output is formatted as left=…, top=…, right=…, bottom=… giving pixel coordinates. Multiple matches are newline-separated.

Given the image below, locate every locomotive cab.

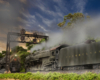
left=50, top=44, right=69, bottom=70
left=50, top=44, right=69, bottom=55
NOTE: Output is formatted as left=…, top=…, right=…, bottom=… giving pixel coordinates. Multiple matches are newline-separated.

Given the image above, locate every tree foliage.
left=57, top=13, right=90, bottom=28
left=12, top=46, right=27, bottom=53
left=2, top=51, right=6, bottom=54
left=19, top=51, right=30, bottom=71
left=26, top=42, right=34, bottom=50
left=0, top=53, right=3, bottom=58
left=40, top=38, right=46, bottom=43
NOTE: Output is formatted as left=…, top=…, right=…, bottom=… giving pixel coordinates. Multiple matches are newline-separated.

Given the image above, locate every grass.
left=0, top=72, right=100, bottom=80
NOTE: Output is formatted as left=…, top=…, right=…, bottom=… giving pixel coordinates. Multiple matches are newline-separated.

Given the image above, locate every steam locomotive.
left=10, top=54, right=21, bottom=72
left=0, top=54, right=21, bottom=72
left=25, top=44, right=69, bottom=71
left=25, top=40, right=100, bottom=71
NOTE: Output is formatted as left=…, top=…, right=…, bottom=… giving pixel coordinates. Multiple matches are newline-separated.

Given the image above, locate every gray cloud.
left=0, top=0, right=29, bottom=51
left=38, top=25, right=48, bottom=32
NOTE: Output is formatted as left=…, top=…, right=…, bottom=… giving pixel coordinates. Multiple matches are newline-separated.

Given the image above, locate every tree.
left=18, top=51, right=30, bottom=72
left=1, top=51, right=12, bottom=56
left=2, top=51, right=6, bottom=54
left=0, top=53, right=3, bottom=58
left=26, top=43, right=34, bottom=50
left=26, top=41, right=33, bottom=50
left=57, top=13, right=90, bottom=28
left=40, top=38, right=46, bottom=43
left=12, top=46, right=27, bottom=53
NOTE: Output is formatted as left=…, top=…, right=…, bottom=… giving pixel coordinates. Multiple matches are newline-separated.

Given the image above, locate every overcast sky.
left=0, top=0, right=100, bottom=52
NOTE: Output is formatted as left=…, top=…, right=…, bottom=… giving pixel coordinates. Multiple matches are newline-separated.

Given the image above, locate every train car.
left=58, top=41, right=100, bottom=70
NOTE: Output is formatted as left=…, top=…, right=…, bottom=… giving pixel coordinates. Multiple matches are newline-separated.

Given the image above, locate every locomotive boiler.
left=25, top=40, right=100, bottom=72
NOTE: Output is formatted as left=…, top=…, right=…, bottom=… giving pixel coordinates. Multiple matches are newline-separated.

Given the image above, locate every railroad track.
left=1, top=68, right=100, bottom=74
left=26, top=69, right=100, bottom=74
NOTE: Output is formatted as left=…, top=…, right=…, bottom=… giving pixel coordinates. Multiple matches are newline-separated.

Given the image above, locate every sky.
left=25, top=0, right=100, bottom=32
left=0, top=0, right=100, bottom=52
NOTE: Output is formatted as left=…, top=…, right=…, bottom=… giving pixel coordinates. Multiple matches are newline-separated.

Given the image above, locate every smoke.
left=30, top=32, right=63, bottom=52
left=63, top=16, right=100, bottom=44
left=30, top=15, right=100, bottom=53
left=0, top=0, right=29, bottom=50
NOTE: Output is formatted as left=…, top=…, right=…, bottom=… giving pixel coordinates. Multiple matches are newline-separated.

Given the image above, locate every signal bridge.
left=6, top=29, right=49, bottom=73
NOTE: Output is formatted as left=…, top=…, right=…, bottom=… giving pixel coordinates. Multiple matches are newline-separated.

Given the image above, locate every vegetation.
left=39, top=38, right=46, bottom=43
left=17, top=38, right=46, bottom=71
left=0, top=72, right=99, bottom=80
left=18, top=51, right=30, bottom=72
left=0, top=51, right=12, bottom=58
left=9, top=46, right=29, bottom=72
left=0, top=53, right=4, bottom=58
left=57, top=12, right=90, bottom=28
left=12, top=46, right=27, bottom=53
left=26, top=42, right=34, bottom=50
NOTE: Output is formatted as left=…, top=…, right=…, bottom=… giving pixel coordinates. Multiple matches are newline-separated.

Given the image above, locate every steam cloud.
left=0, top=0, right=29, bottom=50
left=30, top=15, right=100, bottom=52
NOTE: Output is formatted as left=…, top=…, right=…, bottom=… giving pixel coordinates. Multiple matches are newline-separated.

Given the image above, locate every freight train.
left=0, top=54, right=21, bottom=72
left=25, top=40, right=100, bottom=72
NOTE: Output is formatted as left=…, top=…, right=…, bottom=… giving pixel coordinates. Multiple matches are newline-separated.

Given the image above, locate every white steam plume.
left=30, top=15, right=100, bottom=53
